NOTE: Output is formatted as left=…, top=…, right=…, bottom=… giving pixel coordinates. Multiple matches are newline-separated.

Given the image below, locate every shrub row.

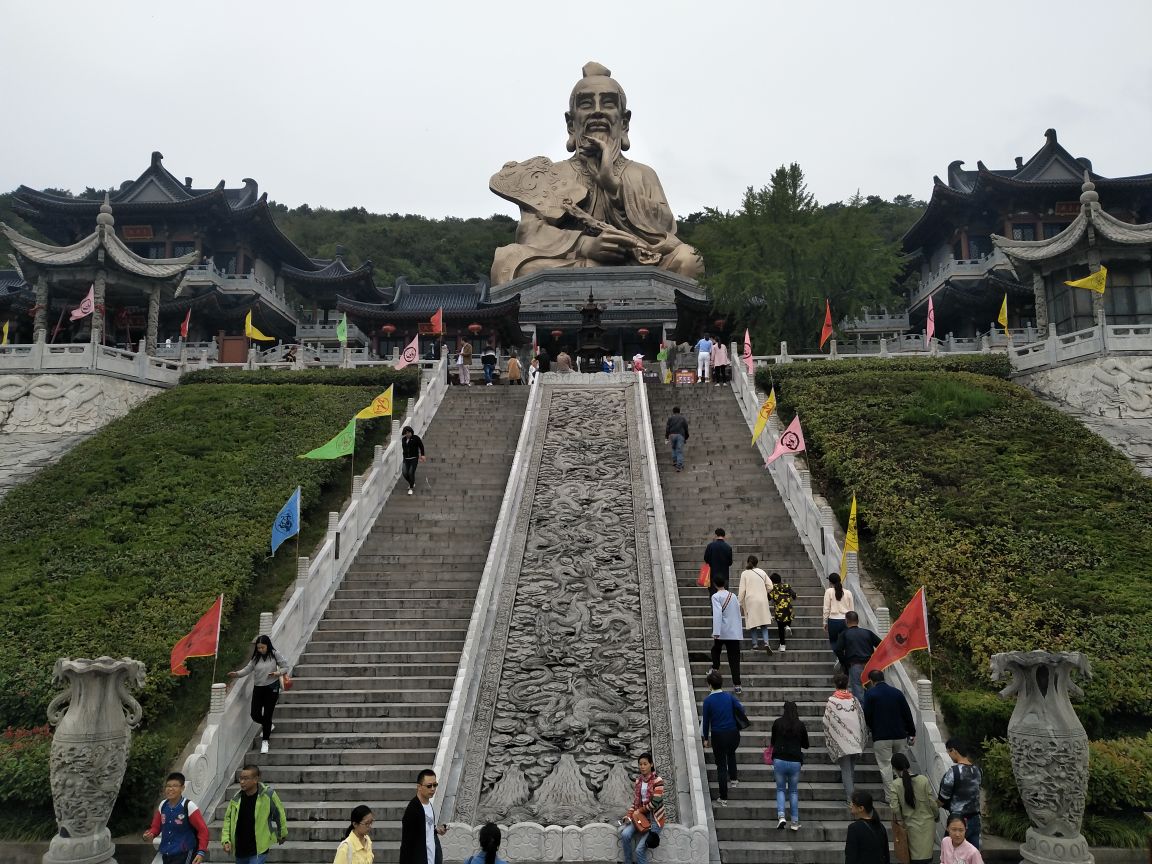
left=983, top=735, right=1152, bottom=847
left=753, top=353, right=1011, bottom=392
left=180, top=365, right=421, bottom=395
left=0, top=382, right=406, bottom=729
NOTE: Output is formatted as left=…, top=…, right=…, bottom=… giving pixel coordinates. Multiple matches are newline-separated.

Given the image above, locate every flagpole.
left=210, top=593, right=223, bottom=684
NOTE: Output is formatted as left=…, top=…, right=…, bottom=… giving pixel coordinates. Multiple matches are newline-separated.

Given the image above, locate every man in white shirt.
left=710, top=573, right=744, bottom=693
left=400, top=769, right=445, bottom=864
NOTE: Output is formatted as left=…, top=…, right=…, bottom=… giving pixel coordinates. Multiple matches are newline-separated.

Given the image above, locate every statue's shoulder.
left=490, top=156, right=587, bottom=222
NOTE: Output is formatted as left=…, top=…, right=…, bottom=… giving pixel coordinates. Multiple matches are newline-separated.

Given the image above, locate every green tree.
left=691, top=164, right=911, bottom=353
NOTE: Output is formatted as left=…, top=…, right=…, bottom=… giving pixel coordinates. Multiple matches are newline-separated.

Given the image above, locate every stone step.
left=287, top=687, right=453, bottom=704
left=717, top=840, right=847, bottom=863
left=293, top=663, right=462, bottom=677
left=296, top=650, right=466, bottom=665
left=259, top=763, right=439, bottom=784
left=262, top=717, right=448, bottom=734
left=259, top=740, right=441, bottom=759
left=318, top=606, right=474, bottom=619
left=272, top=700, right=449, bottom=720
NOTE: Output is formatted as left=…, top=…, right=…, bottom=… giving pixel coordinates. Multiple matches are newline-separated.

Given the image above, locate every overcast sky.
left=2, top=0, right=1150, bottom=221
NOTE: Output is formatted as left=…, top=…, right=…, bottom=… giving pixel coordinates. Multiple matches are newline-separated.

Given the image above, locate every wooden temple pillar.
left=146, top=286, right=161, bottom=354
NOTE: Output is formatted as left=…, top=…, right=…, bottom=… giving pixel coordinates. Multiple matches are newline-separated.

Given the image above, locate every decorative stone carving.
left=991, top=651, right=1094, bottom=864
left=43, top=657, right=146, bottom=864
left=455, top=386, right=675, bottom=829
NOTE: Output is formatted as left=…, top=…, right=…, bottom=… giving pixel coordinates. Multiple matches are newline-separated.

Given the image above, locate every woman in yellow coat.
left=332, top=805, right=374, bottom=864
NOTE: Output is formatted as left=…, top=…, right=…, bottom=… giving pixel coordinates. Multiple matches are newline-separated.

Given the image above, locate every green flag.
left=299, top=417, right=356, bottom=460
left=336, top=313, right=348, bottom=346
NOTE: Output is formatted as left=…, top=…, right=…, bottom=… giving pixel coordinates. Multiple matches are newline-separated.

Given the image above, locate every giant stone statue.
left=490, top=62, right=703, bottom=286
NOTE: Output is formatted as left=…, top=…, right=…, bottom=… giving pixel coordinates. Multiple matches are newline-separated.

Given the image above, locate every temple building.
left=901, top=129, right=1152, bottom=338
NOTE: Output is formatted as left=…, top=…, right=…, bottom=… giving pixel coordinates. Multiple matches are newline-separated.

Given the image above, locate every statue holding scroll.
left=490, top=62, right=704, bottom=286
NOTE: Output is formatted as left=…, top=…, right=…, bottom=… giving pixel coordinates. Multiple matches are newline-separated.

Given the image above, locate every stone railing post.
left=829, top=339, right=838, bottom=359
left=209, top=682, right=227, bottom=717
left=879, top=337, right=889, bottom=358
left=819, top=503, right=835, bottom=559
left=916, top=679, right=935, bottom=714
left=374, top=444, right=385, bottom=466
left=329, top=511, right=340, bottom=560
left=246, top=347, right=258, bottom=370
left=258, top=612, right=273, bottom=636
left=778, top=341, right=790, bottom=363
left=296, top=556, right=310, bottom=592
left=876, top=606, right=891, bottom=637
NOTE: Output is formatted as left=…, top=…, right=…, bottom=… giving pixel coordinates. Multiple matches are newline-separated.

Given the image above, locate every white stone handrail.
left=1007, top=320, right=1152, bottom=372
left=0, top=334, right=185, bottom=386
left=181, top=265, right=293, bottom=320
left=911, top=249, right=1008, bottom=307
left=176, top=353, right=450, bottom=818
left=729, top=344, right=953, bottom=793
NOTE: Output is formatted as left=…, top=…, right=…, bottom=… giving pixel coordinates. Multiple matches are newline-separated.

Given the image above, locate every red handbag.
left=762, top=744, right=774, bottom=765
left=697, top=563, right=711, bottom=588
left=280, top=673, right=294, bottom=691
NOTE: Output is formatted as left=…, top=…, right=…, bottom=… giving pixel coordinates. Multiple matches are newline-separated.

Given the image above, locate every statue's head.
left=566, top=61, right=631, bottom=153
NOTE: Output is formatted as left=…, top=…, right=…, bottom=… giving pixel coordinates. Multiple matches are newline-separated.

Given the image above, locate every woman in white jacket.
left=738, top=555, right=774, bottom=653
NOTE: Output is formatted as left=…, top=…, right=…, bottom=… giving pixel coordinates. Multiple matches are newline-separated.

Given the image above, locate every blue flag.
left=271, top=486, right=301, bottom=555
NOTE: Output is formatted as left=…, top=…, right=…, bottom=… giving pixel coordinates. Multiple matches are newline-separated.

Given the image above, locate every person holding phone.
left=400, top=769, right=446, bottom=864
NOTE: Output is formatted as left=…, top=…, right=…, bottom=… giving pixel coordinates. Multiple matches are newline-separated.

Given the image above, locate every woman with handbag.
left=738, top=555, right=774, bottom=652
left=227, top=634, right=290, bottom=755
left=823, top=672, right=867, bottom=804
left=701, top=670, right=745, bottom=807
left=618, top=753, right=665, bottom=864
left=331, top=805, right=374, bottom=864
left=770, top=700, right=810, bottom=831
left=888, top=753, right=937, bottom=864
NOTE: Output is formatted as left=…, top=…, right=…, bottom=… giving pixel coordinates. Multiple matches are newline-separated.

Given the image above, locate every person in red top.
left=143, top=772, right=209, bottom=864
left=619, top=752, right=665, bottom=864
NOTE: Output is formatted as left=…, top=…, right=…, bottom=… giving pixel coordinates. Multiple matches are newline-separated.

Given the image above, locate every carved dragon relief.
left=455, top=386, right=675, bottom=827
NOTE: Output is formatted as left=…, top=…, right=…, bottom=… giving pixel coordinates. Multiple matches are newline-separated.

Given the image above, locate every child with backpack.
left=143, top=772, right=209, bottom=864
left=768, top=572, right=798, bottom=652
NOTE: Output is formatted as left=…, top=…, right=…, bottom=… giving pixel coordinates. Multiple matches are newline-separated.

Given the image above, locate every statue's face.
left=566, top=78, right=630, bottom=148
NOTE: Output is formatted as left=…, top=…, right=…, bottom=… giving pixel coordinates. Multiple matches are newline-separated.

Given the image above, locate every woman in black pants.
left=228, top=634, right=290, bottom=754
left=700, top=670, right=743, bottom=807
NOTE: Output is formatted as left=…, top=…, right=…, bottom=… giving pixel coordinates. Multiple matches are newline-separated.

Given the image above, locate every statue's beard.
left=566, top=126, right=630, bottom=156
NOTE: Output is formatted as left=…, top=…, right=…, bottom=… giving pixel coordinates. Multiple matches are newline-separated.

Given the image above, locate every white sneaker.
left=779, top=645, right=786, bottom=652
left=407, top=488, right=413, bottom=495
left=785, top=625, right=793, bottom=637
left=260, top=741, right=269, bottom=754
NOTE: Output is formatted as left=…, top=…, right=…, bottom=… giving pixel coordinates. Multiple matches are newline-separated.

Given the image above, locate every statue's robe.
left=490, top=156, right=702, bottom=286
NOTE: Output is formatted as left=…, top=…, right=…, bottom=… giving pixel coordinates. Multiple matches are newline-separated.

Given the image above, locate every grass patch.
left=0, top=381, right=410, bottom=838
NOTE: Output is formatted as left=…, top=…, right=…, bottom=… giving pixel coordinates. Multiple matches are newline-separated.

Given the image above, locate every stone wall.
left=0, top=373, right=163, bottom=499
left=1015, top=355, right=1152, bottom=477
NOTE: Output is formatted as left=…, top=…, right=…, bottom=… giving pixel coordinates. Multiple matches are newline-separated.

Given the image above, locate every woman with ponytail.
left=822, top=573, right=855, bottom=662
left=331, top=805, right=373, bottom=864
left=888, top=752, right=936, bottom=864
left=844, top=790, right=889, bottom=864
left=464, top=822, right=508, bottom=864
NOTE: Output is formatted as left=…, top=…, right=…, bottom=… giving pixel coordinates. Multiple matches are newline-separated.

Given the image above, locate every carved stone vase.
left=990, top=651, right=1093, bottom=864
left=43, top=657, right=145, bottom=864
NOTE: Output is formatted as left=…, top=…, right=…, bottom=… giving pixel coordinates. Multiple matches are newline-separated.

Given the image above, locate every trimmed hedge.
left=180, top=365, right=421, bottom=395
left=0, top=382, right=404, bottom=728
left=754, top=353, right=1011, bottom=392
left=983, top=735, right=1152, bottom=847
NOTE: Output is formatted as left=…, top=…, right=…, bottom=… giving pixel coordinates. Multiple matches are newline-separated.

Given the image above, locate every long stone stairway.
left=214, top=386, right=529, bottom=863
left=647, top=383, right=880, bottom=864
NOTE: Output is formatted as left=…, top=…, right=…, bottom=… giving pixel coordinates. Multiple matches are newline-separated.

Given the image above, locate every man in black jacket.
left=702, top=528, right=733, bottom=597
left=664, top=406, right=689, bottom=471
left=400, top=426, right=426, bottom=496
left=399, top=769, right=444, bottom=864
left=834, top=611, right=881, bottom=698
left=861, top=670, right=916, bottom=802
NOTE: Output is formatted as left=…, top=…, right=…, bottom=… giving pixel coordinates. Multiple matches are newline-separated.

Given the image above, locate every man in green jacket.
left=221, top=764, right=288, bottom=864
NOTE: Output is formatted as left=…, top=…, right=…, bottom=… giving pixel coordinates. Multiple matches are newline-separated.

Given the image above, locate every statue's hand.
left=580, top=227, right=638, bottom=264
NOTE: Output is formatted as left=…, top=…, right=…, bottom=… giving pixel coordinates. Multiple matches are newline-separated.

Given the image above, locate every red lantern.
left=637, top=327, right=650, bottom=338
left=713, top=318, right=726, bottom=330
left=468, top=323, right=483, bottom=335
left=381, top=324, right=396, bottom=336
left=551, top=329, right=564, bottom=339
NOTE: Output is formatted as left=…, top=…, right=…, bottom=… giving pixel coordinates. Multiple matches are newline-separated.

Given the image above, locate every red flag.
left=819, top=299, right=833, bottom=349
left=861, top=587, right=930, bottom=684
left=171, top=594, right=223, bottom=676
left=764, top=414, right=806, bottom=466
left=70, top=285, right=95, bottom=322
left=430, top=307, right=443, bottom=335
left=180, top=308, right=191, bottom=340
left=742, top=328, right=753, bottom=375
left=394, top=333, right=420, bottom=370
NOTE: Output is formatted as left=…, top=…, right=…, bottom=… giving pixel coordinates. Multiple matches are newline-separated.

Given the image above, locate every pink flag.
left=742, top=328, right=753, bottom=375
left=70, top=285, right=95, bottom=322
left=394, top=333, right=420, bottom=369
left=764, top=415, right=806, bottom=466
left=926, top=297, right=936, bottom=344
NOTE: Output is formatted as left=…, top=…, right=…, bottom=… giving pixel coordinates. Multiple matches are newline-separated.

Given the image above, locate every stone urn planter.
left=990, top=650, right=1093, bottom=864
left=43, top=657, right=146, bottom=864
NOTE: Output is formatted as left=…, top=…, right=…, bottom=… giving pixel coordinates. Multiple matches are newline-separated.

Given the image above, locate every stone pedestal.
left=990, top=651, right=1093, bottom=864
left=43, top=657, right=145, bottom=864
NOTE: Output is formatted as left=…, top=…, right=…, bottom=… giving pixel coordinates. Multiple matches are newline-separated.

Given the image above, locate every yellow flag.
left=997, top=293, right=1009, bottom=338
left=752, top=387, right=777, bottom=445
left=1, top=320, right=8, bottom=346
left=355, top=384, right=394, bottom=419
left=1064, top=265, right=1107, bottom=295
left=245, top=310, right=275, bottom=342
left=839, top=493, right=859, bottom=578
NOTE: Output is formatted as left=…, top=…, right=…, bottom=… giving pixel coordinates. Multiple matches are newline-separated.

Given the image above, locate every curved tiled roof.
left=336, top=280, right=519, bottom=321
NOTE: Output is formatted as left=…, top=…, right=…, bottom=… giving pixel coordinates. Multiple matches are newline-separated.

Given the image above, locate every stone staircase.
left=213, top=386, right=529, bottom=863
left=647, top=383, right=883, bottom=864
